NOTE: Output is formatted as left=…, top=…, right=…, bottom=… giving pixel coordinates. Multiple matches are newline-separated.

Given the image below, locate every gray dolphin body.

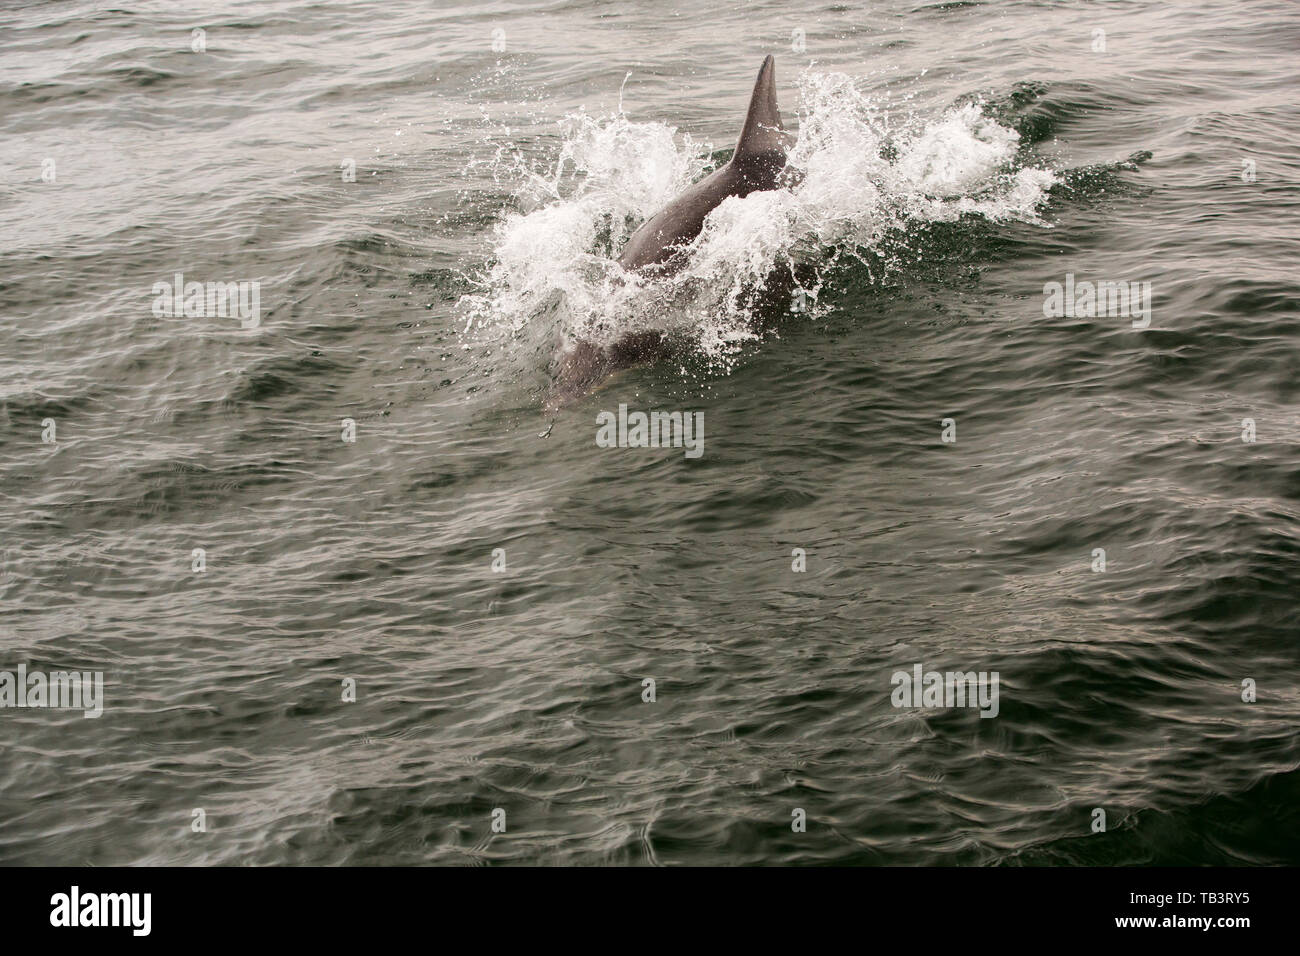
left=617, top=54, right=794, bottom=272
left=549, top=55, right=795, bottom=407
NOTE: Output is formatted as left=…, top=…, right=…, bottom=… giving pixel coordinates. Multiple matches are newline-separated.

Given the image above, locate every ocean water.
left=1, top=0, right=1298, bottom=866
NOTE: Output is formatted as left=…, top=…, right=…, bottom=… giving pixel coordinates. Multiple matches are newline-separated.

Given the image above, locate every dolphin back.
left=616, top=55, right=793, bottom=273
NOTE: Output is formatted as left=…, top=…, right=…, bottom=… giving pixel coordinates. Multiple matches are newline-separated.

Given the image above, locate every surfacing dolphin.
left=549, top=55, right=796, bottom=408
left=617, top=55, right=795, bottom=273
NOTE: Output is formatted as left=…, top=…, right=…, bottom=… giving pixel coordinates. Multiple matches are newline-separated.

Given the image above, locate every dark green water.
left=1, top=0, right=1298, bottom=865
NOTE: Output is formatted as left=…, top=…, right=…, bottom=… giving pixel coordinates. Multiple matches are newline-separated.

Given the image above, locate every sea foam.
left=459, top=70, right=1057, bottom=374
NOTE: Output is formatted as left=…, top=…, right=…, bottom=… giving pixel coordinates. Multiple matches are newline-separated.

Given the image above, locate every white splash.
left=458, top=70, right=1057, bottom=373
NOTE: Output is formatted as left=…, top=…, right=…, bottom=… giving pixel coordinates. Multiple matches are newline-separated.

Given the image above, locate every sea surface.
left=1, top=0, right=1298, bottom=865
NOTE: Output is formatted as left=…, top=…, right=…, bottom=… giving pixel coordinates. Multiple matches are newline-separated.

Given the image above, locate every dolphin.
left=548, top=55, right=796, bottom=407
left=617, top=54, right=795, bottom=273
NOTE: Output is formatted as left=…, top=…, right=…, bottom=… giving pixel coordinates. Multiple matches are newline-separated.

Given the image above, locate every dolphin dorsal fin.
left=733, top=55, right=787, bottom=164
